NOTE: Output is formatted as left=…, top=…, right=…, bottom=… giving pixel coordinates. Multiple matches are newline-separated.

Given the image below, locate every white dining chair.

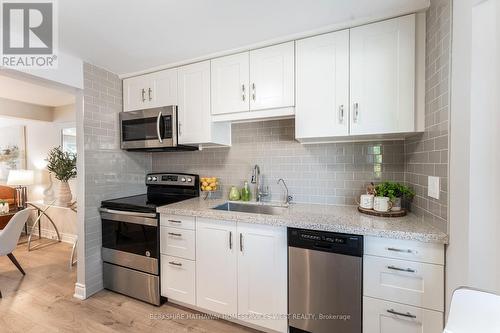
left=0, top=209, right=31, bottom=298
left=444, top=287, right=500, bottom=333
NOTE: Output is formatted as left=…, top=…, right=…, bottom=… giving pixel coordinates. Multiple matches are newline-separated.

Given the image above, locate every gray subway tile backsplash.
left=152, top=119, right=405, bottom=206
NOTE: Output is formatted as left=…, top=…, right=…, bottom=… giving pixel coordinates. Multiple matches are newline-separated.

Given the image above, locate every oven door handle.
left=156, top=111, right=163, bottom=143
left=100, top=208, right=158, bottom=227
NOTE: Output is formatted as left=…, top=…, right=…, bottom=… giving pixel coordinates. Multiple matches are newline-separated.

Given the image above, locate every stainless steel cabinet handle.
left=167, top=219, right=182, bottom=224
left=239, top=233, right=243, bottom=252
left=242, top=84, right=246, bottom=101
left=148, top=88, right=152, bottom=101
left=338, top=105, right=344, bottom=123
left=168, top=232, right=182, bottom=237
left=387, top=309, right=417, bottom=319
left=387, top=265, right=416, bottom=273
left=178, top=121, right=182, bottom=136
left=141, top=89, right=146, bottom=102
left=156, top=112, right=163, bottom=143
left=168, top=261, right=182, bottom=267
left=251, top=83, right=256, bottom=101
left=229, top=231, right=233, bottom=250
left=353, top=103, right=359, bottom=122
left=387, top=247, right=415, bottom=254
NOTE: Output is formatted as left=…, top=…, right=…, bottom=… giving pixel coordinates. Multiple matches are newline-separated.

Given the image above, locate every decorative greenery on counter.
left=374, top=182, right=415, bottom=201
left=46, top=146, right=77, bottom=182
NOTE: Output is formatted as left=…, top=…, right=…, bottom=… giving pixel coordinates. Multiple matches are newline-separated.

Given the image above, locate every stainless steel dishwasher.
left=288, top=228, right=363, bottom=333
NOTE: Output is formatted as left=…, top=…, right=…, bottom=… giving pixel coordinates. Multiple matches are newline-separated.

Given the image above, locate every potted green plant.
left=374, top=181, right=415, bottom=211
left=46, top=147, right=77, bottom=207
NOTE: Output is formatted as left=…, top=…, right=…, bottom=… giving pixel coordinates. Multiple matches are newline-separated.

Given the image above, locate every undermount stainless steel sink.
left=212, top=202, right=288, bottom=215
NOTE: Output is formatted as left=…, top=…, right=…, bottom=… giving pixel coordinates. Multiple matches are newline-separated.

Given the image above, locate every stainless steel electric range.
left=100, top=173, right=199, bottom=305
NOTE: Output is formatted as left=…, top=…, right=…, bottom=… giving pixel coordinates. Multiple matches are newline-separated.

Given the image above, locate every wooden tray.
left=358, top=206, right=407, bottom=217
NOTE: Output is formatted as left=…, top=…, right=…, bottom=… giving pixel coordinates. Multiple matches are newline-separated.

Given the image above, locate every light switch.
left=428, top=176, right=440, bottom=199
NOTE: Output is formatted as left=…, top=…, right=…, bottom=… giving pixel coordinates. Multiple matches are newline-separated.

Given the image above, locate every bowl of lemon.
left=201, top=177, right=218, bottom=199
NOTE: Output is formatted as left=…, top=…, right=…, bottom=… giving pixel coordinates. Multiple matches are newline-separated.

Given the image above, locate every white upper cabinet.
left=295, top=30, right=350, bottom=141
left=123, top=68, right=178, bottom=111
left=211, top=42, right=295, bottom=122
left=350, top=14, right=416, bottom=135
left=150, top=68, right=178, bottom=107
left=249, top=42, right=295, bottom=111
left=123, top=75, right=152, bottom=111
left=177, top=61, right=231, bottom=146
left=211, top=52, right=250, bottom=115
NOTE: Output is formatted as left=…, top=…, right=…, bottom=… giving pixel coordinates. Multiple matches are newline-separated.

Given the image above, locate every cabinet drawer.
left=160, top=227, right=196, bottom=260
left=364, top=255, right=444, bottom=311
left=364, top=236, right=444, bottom=265
left=363, top=296, right=443, bottom=333
left=161, top=255, right=196, bottom=305
left=160, top=214, right=195, bottom=230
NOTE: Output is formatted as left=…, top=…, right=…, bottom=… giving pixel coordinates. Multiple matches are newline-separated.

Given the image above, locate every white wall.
left=0, top=97, right=53, bottom=121
left=1, top=51, right=84, bottom=90
left=447, top=0, right=500, bottom=313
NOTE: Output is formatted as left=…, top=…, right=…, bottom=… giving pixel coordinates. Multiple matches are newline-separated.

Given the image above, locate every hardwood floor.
left=0, top=240, right=259, bottom=333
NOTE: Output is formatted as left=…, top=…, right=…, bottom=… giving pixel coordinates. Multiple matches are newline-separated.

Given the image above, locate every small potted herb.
left=374, top=182, right=415, bottom=211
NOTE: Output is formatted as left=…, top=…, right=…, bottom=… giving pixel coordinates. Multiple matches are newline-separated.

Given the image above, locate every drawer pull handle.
left=387, top=309, right=417, bottom=319
left=167, top=219, right=182, bottom=223
left=387, top=247, right=416, bottom=254
left=168, top=232, right=182, bottom=237
left=387, top=265, right=416, bottom=273
left=168, top=261, right=182, bottom=267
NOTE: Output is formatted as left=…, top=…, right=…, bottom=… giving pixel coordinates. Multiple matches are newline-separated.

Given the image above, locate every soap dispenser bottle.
left=241, top=181, right=251, bottom=201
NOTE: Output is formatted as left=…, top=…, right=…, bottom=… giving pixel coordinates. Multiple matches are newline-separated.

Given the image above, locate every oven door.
left=100, top=208, right=159, bottom=274
left=120, top=106, right=177, bottom=150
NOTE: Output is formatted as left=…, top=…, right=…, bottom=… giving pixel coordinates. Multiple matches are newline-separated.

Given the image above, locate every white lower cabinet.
left=363, top=237, right=445, bottom=333
left=196, top=218, right=238, bottom=315
left=161, top=255, right=196, bottom=305
left=237, top=222, right=288, bottom=332
left=196, top=218, right=288, bottom=333
left=363, top=297, right=443, bottom=333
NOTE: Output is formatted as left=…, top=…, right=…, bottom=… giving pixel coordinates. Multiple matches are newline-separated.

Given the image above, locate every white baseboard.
left=26, top=226, right=77, bottom=244
left=73, top=283, right=86, bottom=300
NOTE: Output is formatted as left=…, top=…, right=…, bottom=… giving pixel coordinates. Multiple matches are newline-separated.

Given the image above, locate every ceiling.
left=59, top=0, right=429, bottom=75
left=0, top=75, right=75, bottom=107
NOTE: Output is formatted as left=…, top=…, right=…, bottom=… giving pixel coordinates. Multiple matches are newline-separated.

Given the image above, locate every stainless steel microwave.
left=119, top=106, right=197, bottom=151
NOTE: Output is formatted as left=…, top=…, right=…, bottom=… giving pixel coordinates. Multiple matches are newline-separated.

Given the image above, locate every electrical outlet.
left=428, top=176, right=440, bottom=199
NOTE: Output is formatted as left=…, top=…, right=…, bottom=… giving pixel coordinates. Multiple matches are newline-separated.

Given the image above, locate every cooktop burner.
left=100, top=173, right=200, bottom=214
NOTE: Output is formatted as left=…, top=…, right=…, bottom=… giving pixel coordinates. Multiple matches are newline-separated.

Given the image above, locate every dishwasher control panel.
left=288, top=228, right=363, bottom=257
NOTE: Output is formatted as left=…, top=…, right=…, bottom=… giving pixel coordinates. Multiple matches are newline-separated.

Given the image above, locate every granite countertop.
left=157, top=198, right=448, bottom=244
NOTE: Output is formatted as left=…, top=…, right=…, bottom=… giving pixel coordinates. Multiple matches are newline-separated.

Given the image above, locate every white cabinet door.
left=211, top=52, right=250, bottom=115
left=350, top=14, right=416, bottom=135
left=151, top=68, right=178, bottom=107
left=177, top=61, right=212, bottom=145
left=295, top=30, right=350, bottom=140
left=237, top=223, right=288, bottom=333
left=249, top=42, right=295, bottom=111
left=363, top=296, right=443, bottom=333
left=123, top=75, right=151, bottom=111
left=196, top=218, right=238, bottom=315
left=161, top=255, right=196, bottom=305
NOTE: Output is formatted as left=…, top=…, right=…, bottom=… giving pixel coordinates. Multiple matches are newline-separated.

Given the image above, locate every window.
left=62, top=127, right=77, bottom=154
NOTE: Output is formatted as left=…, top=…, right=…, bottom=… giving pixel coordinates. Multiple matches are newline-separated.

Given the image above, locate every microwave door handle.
left=156, top=111, right=163, bottom=143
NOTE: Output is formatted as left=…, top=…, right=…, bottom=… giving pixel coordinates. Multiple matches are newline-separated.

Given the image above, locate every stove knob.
left=181, top=177, right=186, bottom=182
left=187, top=177, right=192, bottom=182
left=147, top=176, right=153, bottom=181
left=152, top=177, right=158, bottom=181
